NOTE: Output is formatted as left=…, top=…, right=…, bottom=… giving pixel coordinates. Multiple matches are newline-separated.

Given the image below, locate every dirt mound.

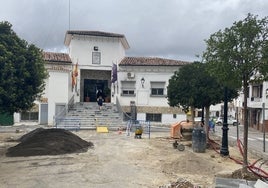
left=159, top=178, right=195, bottom=188
left=219, top=168, right=260, bottom=181
left=6, top=128, right=94, bottom=157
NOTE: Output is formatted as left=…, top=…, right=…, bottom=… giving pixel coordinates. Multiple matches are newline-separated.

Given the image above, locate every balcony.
left=248, top=97, right=263, bottom=108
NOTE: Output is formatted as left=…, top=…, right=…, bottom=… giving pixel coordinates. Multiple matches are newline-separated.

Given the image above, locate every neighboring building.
left=15, top=30, right=191, bottom=125
left=247, top=81, right=268, bottom=130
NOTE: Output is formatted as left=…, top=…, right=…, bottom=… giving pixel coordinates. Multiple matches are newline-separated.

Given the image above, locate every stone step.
left=55, top=102, right=125, bottom=130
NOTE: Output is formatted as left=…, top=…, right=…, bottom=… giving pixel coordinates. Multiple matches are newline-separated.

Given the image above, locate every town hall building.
left=14, top=30, right=268, bottom=131
left=14, top=30, right=190, bottom=126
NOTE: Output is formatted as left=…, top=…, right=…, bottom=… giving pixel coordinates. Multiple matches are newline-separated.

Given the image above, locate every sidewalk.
left=0, top=122, right=45, bottom=133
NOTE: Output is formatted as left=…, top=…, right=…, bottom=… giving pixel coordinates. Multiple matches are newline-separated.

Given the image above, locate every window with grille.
left=150, top=82, right=165, bottom=96
left=252, top=84, right=263, bottom=98
left=146, top=113, right=162, bottom=122
left=121, top=81, right=136, bottom=96
left=92, top=52, right=101, bottom=64
left=21, top=111, right=38, bottom=121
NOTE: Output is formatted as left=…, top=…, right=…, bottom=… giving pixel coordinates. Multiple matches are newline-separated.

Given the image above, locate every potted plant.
left=84, top=85, right=90, bottom=102
left=104, top=87, right=111, bottom=102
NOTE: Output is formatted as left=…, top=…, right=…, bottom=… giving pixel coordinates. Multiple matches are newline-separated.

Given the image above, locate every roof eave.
left=64, top=32, right=72, bottom=46
left=64, top=31, right=130, bottom=49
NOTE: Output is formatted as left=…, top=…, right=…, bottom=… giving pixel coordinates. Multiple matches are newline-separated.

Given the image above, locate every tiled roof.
left=43, top=52, right=72, bottom=64
left=119, top=57, right=191, bottom=66
left=64, top=30, right=130, bottom=49
left=66, top=30, right=125, bottom=38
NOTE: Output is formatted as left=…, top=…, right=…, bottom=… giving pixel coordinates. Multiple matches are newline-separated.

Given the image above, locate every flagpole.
left=69, top=0, right=71, bottom=30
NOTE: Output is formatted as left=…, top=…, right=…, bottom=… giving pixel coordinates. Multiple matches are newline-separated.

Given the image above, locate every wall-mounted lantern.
left=94, top=46, right=98, bottom=51
left=141, top=77, right=145, bottom=88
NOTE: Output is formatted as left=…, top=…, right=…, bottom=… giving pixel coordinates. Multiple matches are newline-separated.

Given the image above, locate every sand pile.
left=6, top=128, right=93, bottom=157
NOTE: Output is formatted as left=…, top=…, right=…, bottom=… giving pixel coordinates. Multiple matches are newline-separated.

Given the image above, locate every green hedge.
left=0, top=113, right=14, bottom=126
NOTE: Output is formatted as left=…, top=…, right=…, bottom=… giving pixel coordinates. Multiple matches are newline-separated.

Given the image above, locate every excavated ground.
left=0, top=127, right=265, bottom=188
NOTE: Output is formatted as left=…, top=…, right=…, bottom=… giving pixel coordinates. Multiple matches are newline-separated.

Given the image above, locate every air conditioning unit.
left=127, top=72, right=135, bottom=79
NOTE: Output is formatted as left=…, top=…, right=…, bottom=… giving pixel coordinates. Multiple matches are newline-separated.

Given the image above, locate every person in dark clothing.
left=97, top=96, right=104, bottom=110
left=96, top=89, right=103, bottom=99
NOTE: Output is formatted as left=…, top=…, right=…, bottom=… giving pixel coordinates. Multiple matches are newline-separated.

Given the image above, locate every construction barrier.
left=126, top=120, right=151, bottom=139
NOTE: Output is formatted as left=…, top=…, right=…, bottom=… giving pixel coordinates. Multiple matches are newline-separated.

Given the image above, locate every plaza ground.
left=0, top=126, right=266, bottom=188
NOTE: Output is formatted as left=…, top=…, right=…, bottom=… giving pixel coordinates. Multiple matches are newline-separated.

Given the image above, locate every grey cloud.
left=0, top=0, right=267, bottom=61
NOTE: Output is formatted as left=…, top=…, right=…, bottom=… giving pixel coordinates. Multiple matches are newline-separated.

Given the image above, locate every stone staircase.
left=56, top=102, right=126, bottom=130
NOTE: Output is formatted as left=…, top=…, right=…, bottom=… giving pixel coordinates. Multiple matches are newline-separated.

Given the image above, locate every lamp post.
left=220, top=87, right=229, bottom=156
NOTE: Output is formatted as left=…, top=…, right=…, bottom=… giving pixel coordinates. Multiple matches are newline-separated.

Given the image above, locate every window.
left=21, top=111, right=38, bottom=121
left=152, top=88, right=164, bottom=95
left=150, top=82, right=165, bottom=96
left=121, top=81, right=136, bottom=96
left=92, top=52, right=101, bottom=64
left=146, top=113, right=162, bottom=122
left=252, top=84, right=263, bottom=98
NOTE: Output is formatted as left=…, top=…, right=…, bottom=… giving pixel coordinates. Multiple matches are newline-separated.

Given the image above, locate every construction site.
left=0, top=120, right=268, bottom=188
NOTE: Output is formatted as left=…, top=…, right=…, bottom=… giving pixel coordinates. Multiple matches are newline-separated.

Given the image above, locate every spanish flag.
left=72, top=62, right=78, bottom=87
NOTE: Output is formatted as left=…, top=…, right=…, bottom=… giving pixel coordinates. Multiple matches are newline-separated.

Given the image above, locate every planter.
left=105, top=97, right=110, bottom=103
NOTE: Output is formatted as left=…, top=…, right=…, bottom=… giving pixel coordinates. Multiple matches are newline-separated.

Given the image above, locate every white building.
left=14, top=30, right=190, bottom=126
left=14, top=30, right=268, bottom=130
left=246, top=81, right=268, bottom=130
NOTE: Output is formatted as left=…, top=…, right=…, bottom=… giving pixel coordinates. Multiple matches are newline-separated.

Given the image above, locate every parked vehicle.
left=216, top=117, right=238, bottom=126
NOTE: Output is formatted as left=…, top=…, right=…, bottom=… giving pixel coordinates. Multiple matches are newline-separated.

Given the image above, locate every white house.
left=247, top=81, right=268, bottom=130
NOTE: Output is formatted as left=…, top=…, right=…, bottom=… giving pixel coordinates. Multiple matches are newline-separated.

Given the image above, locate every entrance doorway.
left=84, top=79, right=108, bottom=102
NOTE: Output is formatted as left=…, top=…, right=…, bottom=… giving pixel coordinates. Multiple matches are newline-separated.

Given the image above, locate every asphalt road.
left=214, top=124, right=268, bottom=160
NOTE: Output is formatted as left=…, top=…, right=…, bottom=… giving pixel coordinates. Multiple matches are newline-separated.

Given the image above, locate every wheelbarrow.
left=172, top=140, right=185, bottom=151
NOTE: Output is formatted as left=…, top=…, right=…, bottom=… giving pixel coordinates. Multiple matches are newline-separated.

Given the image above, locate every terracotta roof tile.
left=119, top=57, right=191, bottom=66
left=43, top=52, right=72, bottom=64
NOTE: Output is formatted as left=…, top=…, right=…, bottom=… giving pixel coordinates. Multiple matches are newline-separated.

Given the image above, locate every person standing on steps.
left=96, top=89, right=103, bottom=100
left=97, top=95, right=104, bottom=110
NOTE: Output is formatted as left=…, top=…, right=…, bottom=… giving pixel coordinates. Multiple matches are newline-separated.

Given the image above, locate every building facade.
left=247, top=81, right=268, bottom=130
left=14, top=30, right=190, bottom=125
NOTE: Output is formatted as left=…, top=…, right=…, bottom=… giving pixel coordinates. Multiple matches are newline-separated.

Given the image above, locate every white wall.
left=162, top=114, right=186, bottom=124
left=68, top=35, right=126, bottom=103
left=69, top=36, right=125, bottom=69
left=117, top=66, right=179, bottom=107
left=136, top=113, right=186, bottom=125
left=47, top=71, right=69, bottom=125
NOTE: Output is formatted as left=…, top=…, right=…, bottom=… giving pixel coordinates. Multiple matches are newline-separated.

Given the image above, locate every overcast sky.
left=0, top=0, right=267, bottom=62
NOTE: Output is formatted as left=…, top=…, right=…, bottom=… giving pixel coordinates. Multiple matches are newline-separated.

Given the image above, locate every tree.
left=0, top=21, right=47, bottom=115
left=203, top=14, right=268, bottom=168
left=167, top=62, right=238, bottom=128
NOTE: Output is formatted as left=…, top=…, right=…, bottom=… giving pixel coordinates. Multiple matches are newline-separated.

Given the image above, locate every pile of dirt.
left=6, top=128, right=94, bottom=157
left=219, top=168, right=260, bottom=181
left=159, top=178, right=195, bottom=188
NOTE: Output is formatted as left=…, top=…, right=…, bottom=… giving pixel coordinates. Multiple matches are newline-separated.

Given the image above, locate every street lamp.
left=220, top=87, right=229, bottom=156
left=141, top=77, right=145, bottom=88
